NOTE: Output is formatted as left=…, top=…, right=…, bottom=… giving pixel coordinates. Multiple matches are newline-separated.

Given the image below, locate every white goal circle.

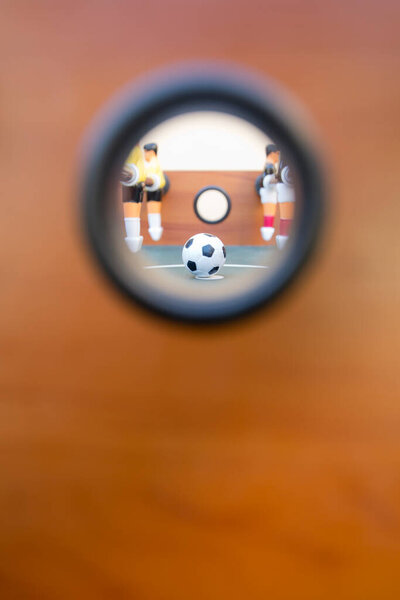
left=194, top=187, right=231, bottom=224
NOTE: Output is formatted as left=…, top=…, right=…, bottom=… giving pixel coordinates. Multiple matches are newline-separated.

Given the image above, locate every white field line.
left=144, top=264, right=269, bottom=270
left=223, top=264, right=268, bottom=269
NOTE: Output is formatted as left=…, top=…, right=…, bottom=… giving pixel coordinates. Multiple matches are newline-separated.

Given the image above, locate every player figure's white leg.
left=275, top=235, right=287, bottom=249
left=276, top=182, right=295, bottom=250
left=147, top=199, right=163, bottom=241
left=260, top=181, right=277, bottom=242
left=122, top=193, right=143, bottom=253
left=148, top=212, right=163, bottom=241
left=124, top=217, right=143, bottom=252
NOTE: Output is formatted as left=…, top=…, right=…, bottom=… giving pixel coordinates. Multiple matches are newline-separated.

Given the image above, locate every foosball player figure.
left=120, top=145, right=150, bottom=253
left=259, top=162, right=278, bottom=242
left=276, top=165, right=295, bottom=249
left=258, top=144, right=295, bottom=248
left=143, top=142, right=167, bottom=241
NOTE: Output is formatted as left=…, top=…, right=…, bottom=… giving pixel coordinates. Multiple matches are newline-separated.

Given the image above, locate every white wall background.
left=139, top=111, right=271, bottom=171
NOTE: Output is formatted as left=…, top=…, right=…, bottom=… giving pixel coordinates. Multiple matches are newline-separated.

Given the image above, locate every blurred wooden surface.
left=134, top=171, right=272, bottom=246
left=1, top=1, right=400, bottom=599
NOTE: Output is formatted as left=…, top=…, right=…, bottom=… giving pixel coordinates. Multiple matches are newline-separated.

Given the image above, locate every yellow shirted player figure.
left=120, top=145, right=147, bottom=252
left=120, top=143, right=167, bottom=252
left=143, top=142, right=166, bottom=241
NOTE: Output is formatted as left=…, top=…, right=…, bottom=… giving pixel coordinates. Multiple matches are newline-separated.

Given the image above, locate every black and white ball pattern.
left=182, top=233, right=226, bottom=278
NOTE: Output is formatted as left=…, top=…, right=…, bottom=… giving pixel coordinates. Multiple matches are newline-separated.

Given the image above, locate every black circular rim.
left=80, top=62, right=326, bottom=324
left=193, top=185, right=232, bottom=225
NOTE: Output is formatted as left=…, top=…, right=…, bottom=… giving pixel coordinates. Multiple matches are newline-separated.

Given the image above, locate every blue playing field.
left=140, top=245, right=276, bottom=283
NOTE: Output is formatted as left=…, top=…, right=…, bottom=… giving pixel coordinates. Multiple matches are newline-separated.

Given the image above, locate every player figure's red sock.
left=264, top=215, right=274, bottom=227
left=279, top=219, right=292, bottom=236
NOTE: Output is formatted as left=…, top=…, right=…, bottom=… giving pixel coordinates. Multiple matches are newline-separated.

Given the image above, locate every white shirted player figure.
left=276, top=165, right=295, bottom=249
left=258, top=144, right=295, bottom=248
left=260, top=163, right=277, bottom=241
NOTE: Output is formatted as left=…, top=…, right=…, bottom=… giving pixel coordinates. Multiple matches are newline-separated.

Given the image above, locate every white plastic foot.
left=260, top=226, right=275, bottom=241
left=125, top=236, right=143, bottom=253
left=148, top=226, right=163, bottom=241
left=276, top=235, right=288, bottom=249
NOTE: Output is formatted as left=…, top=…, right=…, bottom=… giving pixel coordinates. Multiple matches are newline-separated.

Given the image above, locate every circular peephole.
left=194, top=186, right=231, bottom=224
left=80, top=63, right=326, bottom=323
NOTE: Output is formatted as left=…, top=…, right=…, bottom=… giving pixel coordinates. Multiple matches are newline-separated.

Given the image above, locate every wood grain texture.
left=1, top=1, right=400, bottom=599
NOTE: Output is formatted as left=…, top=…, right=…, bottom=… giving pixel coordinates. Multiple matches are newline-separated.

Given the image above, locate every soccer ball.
left=182, top=233, right=226, bottom=278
